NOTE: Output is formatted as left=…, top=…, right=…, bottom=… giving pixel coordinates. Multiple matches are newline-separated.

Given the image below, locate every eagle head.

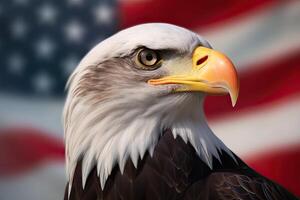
left=64, top=23, right=239, bottom=191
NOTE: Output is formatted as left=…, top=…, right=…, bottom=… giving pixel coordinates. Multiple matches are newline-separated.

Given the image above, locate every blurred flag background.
left=0, top=0, right=299, bottom=199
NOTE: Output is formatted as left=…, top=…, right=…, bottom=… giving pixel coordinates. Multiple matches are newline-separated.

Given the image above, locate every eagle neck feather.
left=64, top=92, right=234, bottom=194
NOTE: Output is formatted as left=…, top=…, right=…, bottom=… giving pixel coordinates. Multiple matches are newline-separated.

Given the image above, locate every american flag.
left=0, top=0, right=117, bottom=96
left=0, top=0, right=299, bottom=199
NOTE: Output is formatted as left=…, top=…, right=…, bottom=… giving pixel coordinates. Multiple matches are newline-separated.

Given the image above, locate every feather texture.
left=64, top=130, right=298, bottom=200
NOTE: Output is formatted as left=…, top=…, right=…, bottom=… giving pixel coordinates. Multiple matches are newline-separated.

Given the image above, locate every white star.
left=62, top=55, right=79, bottom=75
left=35, top=37, right=56, bottom=58
left=32, top=72, right=53, bottom=93
left=11, top=19, right=28, bottom=39
left=93, top=4, right=114, bottom=24
left=68, top=0, right=83, bottom=6
left=38, top=4, right=57, bottom=24
left=7, top=53, right=25, bottom=75
left=64, top=20, right=85, bottom=43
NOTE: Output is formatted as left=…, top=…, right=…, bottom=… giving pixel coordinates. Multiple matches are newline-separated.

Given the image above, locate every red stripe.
left=205, top=50, right=300, bottom=119
left=246, top=145, right=300, bottom=196
left=120, top=0, right=275, bottom=29
left=0, top=127, right=64, bottom=176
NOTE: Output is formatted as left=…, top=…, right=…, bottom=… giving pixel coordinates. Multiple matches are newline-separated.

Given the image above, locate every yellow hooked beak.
left=148, top=46, right=239, bottom=106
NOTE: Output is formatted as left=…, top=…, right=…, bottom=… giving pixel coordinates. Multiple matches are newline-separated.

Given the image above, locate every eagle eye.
left=136, top=48, right=161, bottom=70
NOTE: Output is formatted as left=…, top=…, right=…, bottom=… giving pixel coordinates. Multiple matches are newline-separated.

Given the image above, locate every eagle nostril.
left=196, top=55, right=208, bottom=66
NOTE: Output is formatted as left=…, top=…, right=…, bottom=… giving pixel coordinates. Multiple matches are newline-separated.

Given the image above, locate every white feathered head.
left=63, top=23, right=239, bottom=190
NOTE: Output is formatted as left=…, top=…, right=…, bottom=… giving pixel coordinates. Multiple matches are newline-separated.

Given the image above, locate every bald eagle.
left=63, top=23, right=298, bottom=200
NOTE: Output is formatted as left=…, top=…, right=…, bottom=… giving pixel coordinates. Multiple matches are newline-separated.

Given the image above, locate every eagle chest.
left=66, top=130, right=219, bottom=200
left=65, top=130, right=296, bottom=200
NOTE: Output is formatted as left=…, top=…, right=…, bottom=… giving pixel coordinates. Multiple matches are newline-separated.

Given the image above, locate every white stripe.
left=198, top=0, right=300, bottom=71
left=209, top=95, right=300, bottom=157
left=0, top=162, right=65, bottom=200
left=0, top=94, right=63, bottom=138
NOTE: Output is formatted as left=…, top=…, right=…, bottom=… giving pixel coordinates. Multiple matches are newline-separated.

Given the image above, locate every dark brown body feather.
left=64, top=130, right=298, bottom=200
